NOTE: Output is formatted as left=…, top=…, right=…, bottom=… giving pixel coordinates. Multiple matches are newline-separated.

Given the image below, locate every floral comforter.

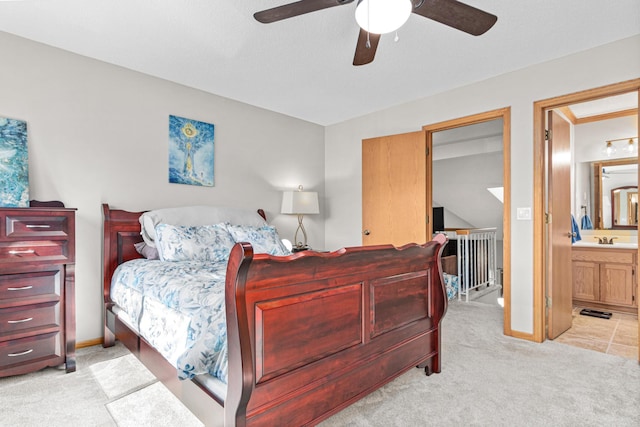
left=110, top=258, right=229, bottom=382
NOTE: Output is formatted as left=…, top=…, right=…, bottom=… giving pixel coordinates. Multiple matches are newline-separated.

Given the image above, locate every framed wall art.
left=168, top=115, right=214, bottom=187
left=0, top=116, right=29, bottom=207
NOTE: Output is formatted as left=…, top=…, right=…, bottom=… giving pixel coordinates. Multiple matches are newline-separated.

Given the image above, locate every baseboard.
left=76, top=338, right=103, bottom=349
left=506, top=329, right=538, bottom=342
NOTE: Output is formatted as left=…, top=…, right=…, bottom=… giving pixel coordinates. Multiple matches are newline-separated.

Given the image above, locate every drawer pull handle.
left=8, top=317, right=33, bottom=324
left=26, top=224, right=51, bottom=229
left=7, top=286, right=33, bottom=291
left=8, top=250, right=36, bottom=255
left=8, top=349, right=34, bottom=357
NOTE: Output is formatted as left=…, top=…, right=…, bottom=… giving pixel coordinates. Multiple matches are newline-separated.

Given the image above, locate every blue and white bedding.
left=111, top=258, right=230, bottom=382
left=111, top=214, right=292, bottom=384
left=443, top=272, right=459, bottom=300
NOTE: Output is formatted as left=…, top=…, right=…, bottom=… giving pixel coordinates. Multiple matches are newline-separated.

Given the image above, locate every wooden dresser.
left=0, top=205, right=76, bottom=377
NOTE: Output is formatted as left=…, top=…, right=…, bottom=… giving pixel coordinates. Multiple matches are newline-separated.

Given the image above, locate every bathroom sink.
left=572, top=241, right=638, bottom=249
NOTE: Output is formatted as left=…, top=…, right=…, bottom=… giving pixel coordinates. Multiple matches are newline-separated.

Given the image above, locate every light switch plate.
left=517, top=207, right=532, bottom=220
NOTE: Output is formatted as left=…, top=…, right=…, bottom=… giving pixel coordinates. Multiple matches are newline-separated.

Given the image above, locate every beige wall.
left=324, top=35, right=640, bottom=334
left=0, top=31, right=325, bottom=343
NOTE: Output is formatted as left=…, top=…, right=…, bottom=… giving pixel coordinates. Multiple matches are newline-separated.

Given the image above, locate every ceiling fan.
left=254, top=0, right=498, bottom=66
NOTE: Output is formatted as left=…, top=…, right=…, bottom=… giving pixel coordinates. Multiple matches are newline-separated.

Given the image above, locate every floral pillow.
left=226, top=224, right=290, bottom=256
left=155, top=223, right=236, bottom=262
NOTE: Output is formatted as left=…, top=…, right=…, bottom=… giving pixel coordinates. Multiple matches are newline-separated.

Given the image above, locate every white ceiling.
left=569, top=93, right=638, bottom=118
left=0, top=0, right=639, bottom=125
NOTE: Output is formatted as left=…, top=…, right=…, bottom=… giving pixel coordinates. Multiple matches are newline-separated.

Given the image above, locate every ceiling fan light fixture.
left=355, top=0, right=412, bottom=35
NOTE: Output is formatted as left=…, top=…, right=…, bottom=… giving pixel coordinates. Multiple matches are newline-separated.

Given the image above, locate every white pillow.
left=140, top=206, right=267, bottom=247
left=226, top=224, right=291, bottom=256
left=154, top=223, right=235, bottom=262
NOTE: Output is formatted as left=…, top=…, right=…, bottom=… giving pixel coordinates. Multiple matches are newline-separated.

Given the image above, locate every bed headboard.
left=102, top=204, right=146, bottom=308
left=101, top=204, right=268, bottom=307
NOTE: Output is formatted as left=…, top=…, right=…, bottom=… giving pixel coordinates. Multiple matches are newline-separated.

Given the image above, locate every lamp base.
left=292, top=245, right=309, bottom=253
left=293, top=214, right=309, bottom=250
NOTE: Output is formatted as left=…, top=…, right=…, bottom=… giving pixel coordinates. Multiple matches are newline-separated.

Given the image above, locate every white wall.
left=573, top=116, right=638, bottom=224
left=0, top=31, right=325, bottom=343
left=574, top=116, right=637, bottom=163
left=433, top=151, right=504, bottom=239
left=324, top=35, right=640, bottom=335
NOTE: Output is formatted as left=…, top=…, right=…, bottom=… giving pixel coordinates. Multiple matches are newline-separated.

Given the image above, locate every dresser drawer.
left=0, top=241, right=70, bottom=264
left=4, top=215, right=70, bottom=239
left=0, top=302, right=59, bottom=336
left=0, top=270, right=61, bottom=302
left=0, top=332, right=60, bottom=369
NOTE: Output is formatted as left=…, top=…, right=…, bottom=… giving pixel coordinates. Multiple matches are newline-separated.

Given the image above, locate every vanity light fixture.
left=625, top=138, right=637, bottom=154
left=604, top=141, right=616, bottom=157
left=603, top=136, right=638, bottom=157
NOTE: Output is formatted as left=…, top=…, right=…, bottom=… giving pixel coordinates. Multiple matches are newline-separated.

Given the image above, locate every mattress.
left=110, top=258, right=229, bottom=382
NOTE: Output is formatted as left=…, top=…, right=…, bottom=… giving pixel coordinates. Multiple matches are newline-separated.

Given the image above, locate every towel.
left=571, top=215, right=581, bottom=243
left=581, top=214, right=593, bottom=230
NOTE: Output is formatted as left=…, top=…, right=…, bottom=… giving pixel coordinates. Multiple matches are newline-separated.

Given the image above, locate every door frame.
left=532, top=79, right=640, bottom=349
left=423, top=107, right=512, bottom=336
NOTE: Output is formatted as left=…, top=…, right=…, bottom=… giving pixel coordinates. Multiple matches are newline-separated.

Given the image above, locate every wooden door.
left=362, top=131, right=428, bottom=246
left=547, top=111, right=573, bottom=339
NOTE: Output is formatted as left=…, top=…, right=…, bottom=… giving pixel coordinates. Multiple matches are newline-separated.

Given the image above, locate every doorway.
left=423, top=107, right=512, bottom=336
left=533, top=79, right=640, bottom=361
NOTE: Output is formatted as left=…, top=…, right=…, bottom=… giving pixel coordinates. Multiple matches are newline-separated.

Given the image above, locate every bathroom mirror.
left=593, top=158, right=638, bottom=229
left=612, top=186, right=638, bottom=228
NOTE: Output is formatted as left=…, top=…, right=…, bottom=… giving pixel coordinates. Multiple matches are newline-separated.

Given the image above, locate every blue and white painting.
left=0, top=116, right=29, bottom=207
left=168, top=115, right=214, bottom=187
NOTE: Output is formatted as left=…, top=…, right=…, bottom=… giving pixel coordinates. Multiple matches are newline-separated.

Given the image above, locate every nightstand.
left=0, top=203, right=76, bottom=376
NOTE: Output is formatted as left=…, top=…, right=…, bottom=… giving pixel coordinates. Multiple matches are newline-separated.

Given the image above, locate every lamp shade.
left=281, top=191, right=319, bottom=215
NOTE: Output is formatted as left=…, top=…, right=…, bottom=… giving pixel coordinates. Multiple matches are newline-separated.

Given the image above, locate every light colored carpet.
left=1, top=301, right=638, bottom=426
left=320, top=301, right=640, bottom=426
left=0, top=342, right=129, bottom=427
left=89, top=352, right=202, bottom=426
left=106, top=381, right=202, bottom=427
left=90, top=353, right=156, bottom=400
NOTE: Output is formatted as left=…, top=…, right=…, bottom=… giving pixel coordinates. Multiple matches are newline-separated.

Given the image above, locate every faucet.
left=594, top=236, right=617, bottom=244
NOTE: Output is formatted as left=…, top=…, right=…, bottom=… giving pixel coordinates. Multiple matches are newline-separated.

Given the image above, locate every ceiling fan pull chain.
left=366, top=0, right=371, bottom=48
left=394, top=31, right=399, bottom=42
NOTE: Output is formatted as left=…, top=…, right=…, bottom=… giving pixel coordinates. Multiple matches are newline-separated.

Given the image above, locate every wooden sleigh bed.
left=102, top=203, right=448, bottom=426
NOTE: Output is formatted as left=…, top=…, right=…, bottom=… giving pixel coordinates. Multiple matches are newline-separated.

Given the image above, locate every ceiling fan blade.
left=254, top=0, right=354, bottom=23
left=353, top=28, right=381, bottom=66
left=413, top=0, right=497, bottom=36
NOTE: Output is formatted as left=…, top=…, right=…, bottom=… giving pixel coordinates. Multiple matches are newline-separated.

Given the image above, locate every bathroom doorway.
left=533, top=79, right=640, bottom=361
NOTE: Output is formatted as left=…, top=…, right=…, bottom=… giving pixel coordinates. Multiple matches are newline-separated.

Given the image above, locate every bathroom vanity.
left=572, top=244, right=637, bottom=314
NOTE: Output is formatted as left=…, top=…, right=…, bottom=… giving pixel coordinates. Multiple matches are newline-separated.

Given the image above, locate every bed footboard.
left=225, top=239, right=447, bottom=426
left=102, top=203, right=447, bottom=426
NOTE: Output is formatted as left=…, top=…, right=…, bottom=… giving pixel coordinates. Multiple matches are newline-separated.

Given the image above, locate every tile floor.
left=554, top=306, right=639, bottom=360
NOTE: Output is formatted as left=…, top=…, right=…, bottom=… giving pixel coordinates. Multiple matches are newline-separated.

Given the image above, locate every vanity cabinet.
left=0, top=206, right=76, bottom=377
left=572, top=247, right=637, bottom=313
